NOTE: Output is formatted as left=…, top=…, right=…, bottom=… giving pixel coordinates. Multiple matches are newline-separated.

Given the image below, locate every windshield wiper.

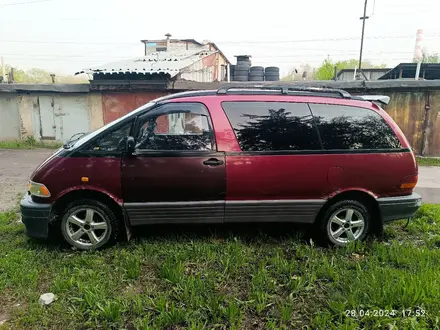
left=63, top=132, right=88, bottom=149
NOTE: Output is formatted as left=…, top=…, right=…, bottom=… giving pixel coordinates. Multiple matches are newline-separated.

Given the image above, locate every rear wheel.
left=60, top=199, right=120, bottom=250
left=317, top=200, right=370, bottom=246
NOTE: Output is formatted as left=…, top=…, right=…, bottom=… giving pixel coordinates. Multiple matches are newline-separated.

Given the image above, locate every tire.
left=236, top=62, right=250, bottom=69
left=235, top=66, right=249, bottom=71
left=234, top=72, right=249, bottom=77
left=250, top=66, right=264, bottom=72
left=236, top=57, right=251, bottom=63
left=249, top=76, right=264, bottom=81
left=60, top=199, right=120, bottom=250
left=265, top=66, right=280, bottom=72
left=317, top=200, right=370, bottom=246
left=234, top=75, right=249, bottom=81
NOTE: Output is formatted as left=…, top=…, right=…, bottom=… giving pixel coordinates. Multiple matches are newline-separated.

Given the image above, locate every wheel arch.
left=51, top=189, right=131, bottom=240
left=316, top=190, right=383, bottom=236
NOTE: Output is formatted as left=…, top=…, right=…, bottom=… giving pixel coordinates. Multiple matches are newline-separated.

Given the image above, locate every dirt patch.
left=0, top=312, right=10, bottom=326
left=0, top=149, right=53, bottom=212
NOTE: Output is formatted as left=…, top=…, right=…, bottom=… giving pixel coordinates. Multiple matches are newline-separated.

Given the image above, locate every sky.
left=1, top=0, right=440, bottom=77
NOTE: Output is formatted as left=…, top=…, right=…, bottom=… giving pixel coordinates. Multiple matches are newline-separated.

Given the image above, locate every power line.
left=0, top=39, right=138, bottom=45
left=1, top=50, right=416, bottom=59
left=2, top=33, right=440, bottom=46
left=0, top=0, right=56, bottom=7
left=217, top=34, right=440, bottom=45
left=6, top=54, right=415, bottom=63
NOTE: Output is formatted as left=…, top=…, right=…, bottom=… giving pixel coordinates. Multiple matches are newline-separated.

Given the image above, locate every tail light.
left=399, top=174, right=418, bottom=190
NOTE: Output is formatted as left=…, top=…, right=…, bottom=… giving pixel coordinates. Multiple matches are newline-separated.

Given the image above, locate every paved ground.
left=0, top=149, right=439, bottom=212
left=414, top=166, right=440, bottom=204
left=0, top=149, right=53, bottom=211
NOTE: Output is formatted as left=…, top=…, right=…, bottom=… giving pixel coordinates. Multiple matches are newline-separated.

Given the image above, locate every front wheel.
left=60, top=199, right=120, bottom=250
left=318, top=200, right=371, bottom=246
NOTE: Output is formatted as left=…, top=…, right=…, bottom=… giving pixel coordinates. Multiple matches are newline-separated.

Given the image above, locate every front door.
left=122, top=102, right=226, bottom=225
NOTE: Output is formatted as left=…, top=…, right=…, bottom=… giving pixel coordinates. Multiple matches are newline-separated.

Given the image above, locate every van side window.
left=221, top=101, right=321, bottom=151
left=136, top=103, right=214, bottom=151
left=87, top=121, right=132, bottom=152
left=309, top=104, right=402, bottom=150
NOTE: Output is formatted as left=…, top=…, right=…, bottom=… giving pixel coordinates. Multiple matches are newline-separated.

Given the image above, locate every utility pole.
left=1, top=57, right=5, bottom=81
left=358, top=0, right=369, bottom=80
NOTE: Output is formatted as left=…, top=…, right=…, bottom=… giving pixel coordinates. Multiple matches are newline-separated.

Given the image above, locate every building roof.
left=75, top=49, right=217, bottom=77
left=336, top=68, right=391, bottom=78
left=378, top=63, right=440, bottom=80
left=140, top=38, right=203, bottom=46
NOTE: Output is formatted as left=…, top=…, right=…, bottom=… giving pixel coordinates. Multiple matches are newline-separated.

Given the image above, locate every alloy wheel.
left=65, top=208, right=109, bottom=248
left=327, top=207, right=366, bottom=245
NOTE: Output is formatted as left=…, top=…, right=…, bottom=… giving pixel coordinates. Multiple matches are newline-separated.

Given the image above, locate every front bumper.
left=377, top=192, right=422, bottom=222
left=20, top=193, right=52, bottom=239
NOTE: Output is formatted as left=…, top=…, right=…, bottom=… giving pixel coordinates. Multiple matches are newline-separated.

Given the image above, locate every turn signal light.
left=28, top=181, right=51, bottom=198
left=399, top=174, right=418, bottom=190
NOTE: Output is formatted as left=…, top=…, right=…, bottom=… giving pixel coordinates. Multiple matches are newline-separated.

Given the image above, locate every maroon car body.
left=21, top=86, right=422, bottom=249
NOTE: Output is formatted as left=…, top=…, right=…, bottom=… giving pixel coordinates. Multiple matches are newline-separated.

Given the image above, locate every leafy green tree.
left=421, top=51, right=440, bottom=63
left=315, top=58, right=387, bottom=80
left=315, top=59, right=336, bottom=80
left=0, top=65, right=87, bottom=83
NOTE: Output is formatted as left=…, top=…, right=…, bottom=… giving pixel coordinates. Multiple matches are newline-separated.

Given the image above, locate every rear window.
left=309, top=104, right=402, bottom=150
left=221, top=101, right=321, bottom=151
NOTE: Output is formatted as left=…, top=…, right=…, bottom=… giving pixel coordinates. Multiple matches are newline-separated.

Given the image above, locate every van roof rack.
left=216, top=84, right=352, bottom=99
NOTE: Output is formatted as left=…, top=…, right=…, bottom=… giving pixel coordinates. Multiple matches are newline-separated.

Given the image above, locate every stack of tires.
left=234, top=56, right=251, bottom=81
left=249, top=66, right=265, bottom=81
left=264, top=66, right=280, bottom=81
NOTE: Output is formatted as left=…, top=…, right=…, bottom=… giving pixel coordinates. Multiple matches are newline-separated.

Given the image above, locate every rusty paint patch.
left=384, top=92, right=425, bottom=154
left=102, top=92, right=168, bottom=124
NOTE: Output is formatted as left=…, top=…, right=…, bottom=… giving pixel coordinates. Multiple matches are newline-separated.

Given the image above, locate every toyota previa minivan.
left=20, top=85, right=422, bottom=250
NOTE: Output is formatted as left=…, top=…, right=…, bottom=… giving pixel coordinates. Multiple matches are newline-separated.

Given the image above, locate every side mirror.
left=126, top=136, right=135, bottom=155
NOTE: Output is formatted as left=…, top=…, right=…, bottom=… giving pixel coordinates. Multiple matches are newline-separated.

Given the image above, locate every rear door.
left=121, top=102, right=226, bottom=225
left=308, top=103, right=413, bottom=197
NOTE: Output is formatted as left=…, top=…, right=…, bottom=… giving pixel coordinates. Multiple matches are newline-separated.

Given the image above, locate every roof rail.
left=216, top=84, right=352, bottom=99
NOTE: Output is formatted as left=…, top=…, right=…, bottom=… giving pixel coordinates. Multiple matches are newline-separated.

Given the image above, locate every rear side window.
left=309, top=104, right=402, bottom=150
left=221, top=101, right=321, bottom=151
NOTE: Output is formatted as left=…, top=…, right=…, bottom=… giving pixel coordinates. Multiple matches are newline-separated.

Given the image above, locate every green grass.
left=416, top=157, right=440, bottom=167
left=1, top=205, right=440, bottom=329
left=0, top=137, right=62, bottom=150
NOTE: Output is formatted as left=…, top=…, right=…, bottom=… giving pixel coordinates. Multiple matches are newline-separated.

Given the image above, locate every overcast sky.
left=1, top=0, right=440, bottom=76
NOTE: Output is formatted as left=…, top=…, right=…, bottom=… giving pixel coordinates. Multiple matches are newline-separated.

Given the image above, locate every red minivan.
left=20, top=85, right=422, bottom=250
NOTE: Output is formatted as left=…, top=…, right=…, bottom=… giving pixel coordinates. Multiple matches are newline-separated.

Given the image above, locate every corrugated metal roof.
left=378, top=63, right=440, bottom=80
left=76, top=50, right=217, bottom=76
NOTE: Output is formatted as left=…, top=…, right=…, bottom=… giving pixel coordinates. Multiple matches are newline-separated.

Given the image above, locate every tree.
left=315, top=58, right=387, bottom=80
left=281, top=64, right=316, bottom=81
left=421, top=51, right=440, bottom=63
left=0, top=65, right=87, bottom=83
left=315, top=58, right=336, bottom=80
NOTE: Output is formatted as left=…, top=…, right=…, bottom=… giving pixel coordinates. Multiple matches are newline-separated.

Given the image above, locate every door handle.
left=203, top=158, right=224, bottom=166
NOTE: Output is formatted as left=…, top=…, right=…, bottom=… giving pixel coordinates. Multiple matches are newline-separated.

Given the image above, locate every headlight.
left=28, top=181, right=51, bottom=198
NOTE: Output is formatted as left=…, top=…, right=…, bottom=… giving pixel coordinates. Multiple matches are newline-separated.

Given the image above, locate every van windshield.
left=66, top=101, right=156, bottom=149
